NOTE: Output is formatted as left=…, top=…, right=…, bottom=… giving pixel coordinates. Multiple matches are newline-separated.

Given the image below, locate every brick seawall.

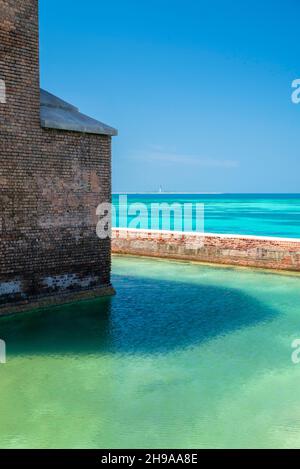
left=112, top=228, right=300, bottom=272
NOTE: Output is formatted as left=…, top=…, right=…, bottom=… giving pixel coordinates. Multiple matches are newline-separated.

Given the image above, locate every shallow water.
left=113, top=193, right=300, bottom=238
left=1, top=255, right=300, bottom=448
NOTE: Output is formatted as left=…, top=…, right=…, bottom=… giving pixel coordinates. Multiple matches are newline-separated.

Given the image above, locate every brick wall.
left=112, top=228, right=300, bottom=272
left=0, top=0, right=114, bottom=314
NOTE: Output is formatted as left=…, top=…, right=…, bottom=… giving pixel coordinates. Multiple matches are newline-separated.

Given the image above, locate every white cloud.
left=131, top=147, right=239, bottom=169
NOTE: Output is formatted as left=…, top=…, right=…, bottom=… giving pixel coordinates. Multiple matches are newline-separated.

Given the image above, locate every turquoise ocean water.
left=112, top=193, right=300, bottom=238
left=1, top=255, right=300, bottom=448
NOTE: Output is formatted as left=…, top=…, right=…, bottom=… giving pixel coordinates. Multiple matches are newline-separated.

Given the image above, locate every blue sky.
left=40, top=0, right=300, bottom=193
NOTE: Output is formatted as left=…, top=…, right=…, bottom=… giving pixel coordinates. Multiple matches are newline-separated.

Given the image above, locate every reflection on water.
left=0, top=277, right=276, bottom=356
left=0, top=255, right=300, bottom=448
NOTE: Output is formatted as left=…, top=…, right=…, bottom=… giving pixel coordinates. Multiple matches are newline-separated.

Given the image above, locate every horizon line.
left=112, top=192, right=300, bottom=195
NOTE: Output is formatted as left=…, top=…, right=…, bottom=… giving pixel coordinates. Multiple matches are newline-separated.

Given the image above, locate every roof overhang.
left=40, top=89, right=118, bottom=136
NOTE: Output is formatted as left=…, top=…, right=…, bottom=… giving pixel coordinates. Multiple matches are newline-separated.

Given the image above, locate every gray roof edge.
left=40, top=89, right=79, bottom=112
left=41, top=116, right=118, bottom=136
left=40, top=89, right=118, bottom=137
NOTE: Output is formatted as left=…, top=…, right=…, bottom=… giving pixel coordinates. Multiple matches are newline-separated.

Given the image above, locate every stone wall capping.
left=112, top=228, right=300, bottom=272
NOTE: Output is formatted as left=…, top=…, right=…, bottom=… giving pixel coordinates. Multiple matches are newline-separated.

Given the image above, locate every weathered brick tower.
left=0, top=0, right=117, bottom=314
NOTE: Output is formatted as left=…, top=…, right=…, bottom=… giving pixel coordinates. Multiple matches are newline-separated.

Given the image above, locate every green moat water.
left=0, top=255, right=300, bottom=448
